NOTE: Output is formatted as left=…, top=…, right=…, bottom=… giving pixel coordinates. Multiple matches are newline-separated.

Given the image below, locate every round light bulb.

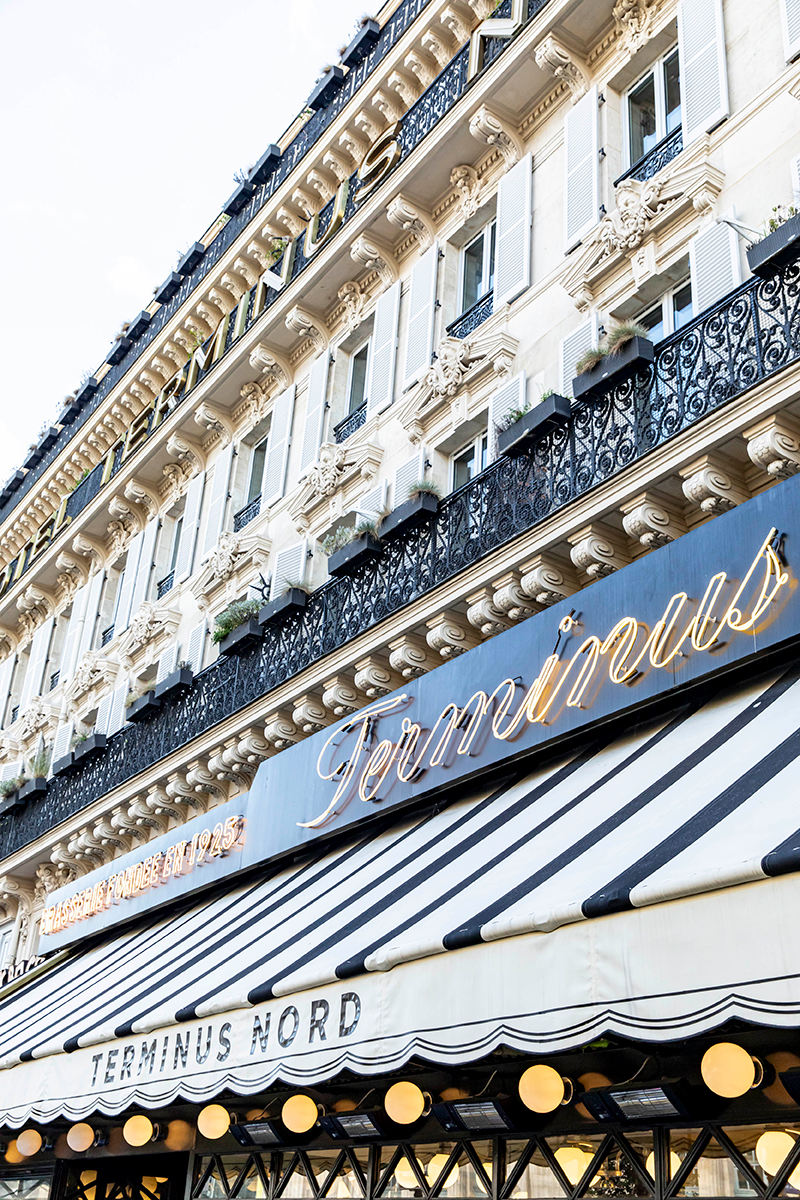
left=123, top=1115, right=155, bottom=1147
left=385, top=1081, right=426, bottom=1124
left=282, top=1095, right=319, bottom=1133
left=16, top=1130, right=43, bottom=1157
left=5, top=1140, right=24, bottom=1164
left=426, top=1155, right=460, bottom=1189
left=701, top=1043, right=759, bottom=1098
left=519, top=1064, right=568, bottom=1113
left=394, top=1159, right=419, bottom=1190
left=555, top=1147, right=588, bottom=1187
left=756, top=1131, right=796, bottom=1176
left=645, top=1152, right=681, bottom=1179
left=67, top=1124, right=96, bottom=1153
left=197, top=1105, right=231, bottom=1140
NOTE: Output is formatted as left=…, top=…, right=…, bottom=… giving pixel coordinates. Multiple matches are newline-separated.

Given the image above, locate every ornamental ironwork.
left=447, top=291, right=494, bottom=339
left=233, top=496, right=262, bottom=531
left=615, top=126, right=684, bottom=187
left=333, top=403, right=368, bottom=444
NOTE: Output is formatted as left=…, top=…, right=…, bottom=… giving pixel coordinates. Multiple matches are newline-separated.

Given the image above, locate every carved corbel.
left=568, top=524, right=630, bottom=581
left=249, top=344, right=293, bottom=391
left=468, top=105, right=522, bottom=168
left=285, top=306, right=328, bottom=353
left=92, top=815, right=131, bottom=854
left=621, top=492, right=687, bottom=549
left=165, top=430, right=205, bottom=474
left=372, top=88, right=405, bottom=124
left=338, top=128, right=368, bottom=167
left=492, top=571, right=539, bottom=622
left=194, top=401, right=234, bottom=446
left=263, top=710, right=298, bottom=750
left=291, top=694, right=332, bottom=735
left=440, top=4, right=472, bottom=43
left=275, top=205, right=307, bottom=238
left=0, top=875, right=35, bottom=922
left=108, top=494, right=143, bottom=532
left=71, top=533, right=106, bottom=574
left=743, top=415, right=800, bottom=482
left=353, top=656, right=402, bottom=699
left=350, top=233, right=398, bottom=287
left=161, top=460, right=194, bottom=505
left=680, top=455, right=749, bottom=517
left=322, top=149, right=352, bottom=182
left=108, top=803, right=152, bottom=842
left=421, top=28, right=453, bottom=68
left=123, top=478, right=160, bottom=520
left=425, top=611, right=480, bottom=658
left=0, top=628, right=19, bottom=658
left=338, top=281, right=366, bottom=333
left=51, top=841, right=93, bottom=878
left=164, top=773, right=209, bottom=813
left=186, top=758, right=228, bottom=798
left=34, top=862, right=75, bottom=902
left=404, top=48, right=438, bottom=88
left=613, top=0, right=655, bottom=53
left=56, top=547, right=91, bottom=592
left=533, top=35, right=589, bottom=102
left=237, top=727, right=273, bottom=764
left=388, top=633, right=438, bottom=679
left=388, top=69, right=421, bottom=108
left=450, top=165, right=480, bottom=220
left=322, top=675, right=362, bottom=716
left=466, top=587, right=512, bottom=637
left=386, top=194, right=435, bottom=252
left=145, top=785, right=188, bottom=824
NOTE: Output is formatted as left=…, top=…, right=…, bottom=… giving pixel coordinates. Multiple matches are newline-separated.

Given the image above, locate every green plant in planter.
left=575, top=346, right=605, bottom=375
left=74, top=729, right=91, bottom=746
left=406, top=479, right=442, bottom=501
left=0, top=777, right=21, bottom=798
left=212, top=599, right=261, bottom=644
left=320, top=526, right=357, bottom=556
left=28, top=750, right=50, bottom=778
left=575, top=322, right=650, bottom=375
left=495, top=401, right=532, bottom=434
left=756, top=204, right=799, bottom=240
left=125, top=687, right=146, bottom=708
left=279, top=578, right=312, bottom=596
left=67, top=467, right=92, bottom=493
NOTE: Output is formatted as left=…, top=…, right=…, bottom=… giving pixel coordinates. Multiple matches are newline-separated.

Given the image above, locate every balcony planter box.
left=52, top=751, right=75, bottom=777
left=126, top=690, right=162, bottom=722
left=379, top=492, right=439, bottom=541
left=341, top=19, right=380, bottom=67
left=0, top=792, right=19, bottom=817
left=249, top=144, right=281, bottom=185
left=75, top=377, right=98, bottom=404
left=307, top=65, right=346, bottom=111
left=37, top=426, right=60, bottom=454
left=154, top=667, right=194, bottom=700
left=58, top=401, right=81, bottom=425
left=177, top=242, right=205, bottom=276
left=155, top=271, right=183, bottom=304
left=18, top=777, right=46, bottom=802
left=105, top=337, right=132, bottom=366
left=74, top=733, right=107, bottom=761
left=259, top=588, right=308, bottom=627
left=0, top=470, right=26, bottom=503
left=747, top=215, right=800, bottom=277
left=22, top=445, right=42, bottom=468
left=498, top=394, right=572, bottom=457
left=127, top=310, right=152, bottom=340
left=217, top=618, right=263, bottom=656
left=327, top=532, right=382, bottom=577
left=572, top=337, right=655, bottom=401
left=222, top=181, right=255, bottom=216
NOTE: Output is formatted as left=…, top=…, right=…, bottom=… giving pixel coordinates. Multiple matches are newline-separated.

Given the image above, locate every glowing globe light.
left=385, top=1081, right=426, bottom=1124
left=755, top=1131, right=798, bottom=1180
left=123, top=1115, right=155, bottom=1147
left=197, top=1105, right=231, bottom=1140
left=701, top=1043, right=760, bottom=1098
left=519, top=1064, right=569, bottom=1113
left=67, top=1124, right=96, bottom=1153
left=394, top=1158, right=419, bottom=1190
left=645, top=1152, right=681, bottom=1179
left=426, top=1155, right=460, bottom=1189
left=282, top=1095, right=319, bottom=1133
left=16, top=1130, right=43, bottom=1157
left=554, top=1146, right=588, bottom=1186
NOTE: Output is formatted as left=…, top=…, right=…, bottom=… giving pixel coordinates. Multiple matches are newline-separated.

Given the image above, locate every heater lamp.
left=433, top=1098, right=514, bottom=1132
left=580, top=1082, right=691, bottom=1123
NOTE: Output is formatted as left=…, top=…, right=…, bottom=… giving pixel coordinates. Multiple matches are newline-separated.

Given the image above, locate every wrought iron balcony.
left=49, top=672, right=59, bottom=691
left=100, top=624, right=115, bottom=647
left=3, top=253, right=800, bottom=861
left=334, top=403, right=367, bottom=443
left=156, top=570, right=175, bottom=599
left=615, top=127, right=684, bottom=187
left=447, top=292, right=494, bottom=340
left=233, top=495, right=262, bottom=531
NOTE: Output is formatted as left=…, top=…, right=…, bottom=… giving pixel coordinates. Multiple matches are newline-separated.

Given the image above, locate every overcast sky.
left=0, top=0, right=369, bottom=483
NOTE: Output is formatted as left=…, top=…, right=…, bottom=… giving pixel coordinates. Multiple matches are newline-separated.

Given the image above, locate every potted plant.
left=154, top=660, right=194, bottom=700
left=74, top=727, right=107, bottom=761
left=307, top=64, right=346, bottom=111
left=126, top=686, right=162, bottom=722
left=747, top=205, right=800, bottom=277
left=497, top=390, right=572, bottom=457
left=340, top=17, right=380, bottom=67
left=18, top=752, right=49, bottom=801
left=213, top=599, right=263, bottom=655
left=259, top=582, right=310, bottom=627
left=0, top=774, right=24, bottom=813
left=323, top=522, right=383, bottom=577
left=379, top=481, right=441, bottom=541
left=572, top=322, right=654, bottom=401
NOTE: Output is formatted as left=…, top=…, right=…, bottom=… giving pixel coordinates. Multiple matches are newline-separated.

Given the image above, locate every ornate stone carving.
left=569, top=525, right=630, bottom=580
left=469, top=105, right=522, bottom=168
left=533, top=35, right=589, bottom=102
left=63, top=651, right=117, bottom=711
left=388, top=633, right=437, bottom=679
left=450, top=164, right=480, bottom=220
left=350, top=233, right=398, bottom=287
left=248, top=344, right=293, bottom=391
left=16, top=585, right=54, bottom=640
left=117, top=601, right=181, bottom=669
left=307, top=444, right=348, bottom=498
left=186, top=758, right=228, bottom=798
left=424, top=336, right=473, bottom=399
left=237, top=727, right=273, bottom=765
left=34, top=862, right=75, bottom=902
left=16, top=697, right=58, bottom=743
left=263, top=710, right=298, bottom=750
left=123, top=478, right=160, bottom=520
left=165, top=431, right=204, bottom=474
left=322, top=675, right=362, bottom=716
left=466, top=587, right=512, bottom=637
left=285, top=306, right=328, bottom=353
left=292, top=694, right=331, bottom=735
left=386, top=194, right=434, bottom=252
left=426, top=612, right=480, bottom=658
left=743, top=415, right=800, bottom=480
left=680, top=456, right=749, bottom=515
left=189, top=530, right=271, bottom=612
left=621, top=492, right=686, bottom=549
left=194, top=402, right=233, bottom=446
left=354, top=656, right=402, bottom=698
left=55, top=551, right=88, bottom=602
left=71, top=533, right=106, bottom=573
left=613, top=0, right=655, bottom=53
left=592, top=176, right=681, bottom=260
left=492, top=571, right=539, bottom=622
left=289, top=440, right=383, bottom=533
left=164, top=773, right=209, bottom=813
left=338, top=281, right=366, bottom=333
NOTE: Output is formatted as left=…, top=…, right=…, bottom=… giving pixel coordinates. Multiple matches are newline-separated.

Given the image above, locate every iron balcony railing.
left=2, top=251, right=800, bottom=859
left=334, top=403, right=368, bottom=443
left=447, top=292, right=494, bottom=340
left=100, top=624, right=115, bottom=647
left=615, top=126, right=684, bottom=187
left=233, top=496, right=262, bottom=531
left=156, top=570, right=175, bottom=599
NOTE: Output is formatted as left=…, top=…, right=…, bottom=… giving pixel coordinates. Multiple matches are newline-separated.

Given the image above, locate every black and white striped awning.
left=3, top=661, right=800, bottom=1124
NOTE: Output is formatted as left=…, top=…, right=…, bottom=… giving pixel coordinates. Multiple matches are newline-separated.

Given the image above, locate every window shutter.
left=156, top=643, right=179, bottom=683
left=678, top=0, right=729, bottom=145
left=366, top=281, right=401, bottom=417
left=356, top=480, right=388, bottom=521
left=270, top=540, right=310, bottom=598
left=689, top=216, right=741, bottom=314
left=173, top=472, right=205, bottom=584
left=185, top=622, right=207, bottom=674
left=115, top=532, right=144, bottom=637
left=494, top=154, right=533, bottom=307
left=0, top=760, right=23, bottom=785
left=128, top=517, right=159, bottom=620
left=59, top=584, right=89, bottom=686
left=200, top=442, right=235, bottom=560
left=564, top=86, right=599, bottom=250
left=94, top=691, right=114, bottom=737
left=402, top=244, right=439, bottom=390
left=560, top=316, right=599, bottom=396
left=792, top=156, right=800, bottom=207
left=0, top=655, right=16, bottom=731
left=49, top=722, right=73, bottom=774
left=77, top=567, right=107, bottom=656
left=262, top=386, right=296, bottom=507
left=107, top=682, right=129, bottom=735
left=298, top=353, right=330, bottom=477
left=393, top=447, right=427, bottom=507
left=18, top=617, right=54, bottom=714
left=781, top=0, right=800, bottom=58
left=489, top=371, right=527, bottom=458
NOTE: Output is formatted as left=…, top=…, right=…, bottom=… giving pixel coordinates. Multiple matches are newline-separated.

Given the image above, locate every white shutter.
left=107, top=683, right=129, bottom=735
left=94, top=691, right=113, bottom=737
left=0, top=655, right=16, bottom=731
left=781, top=0, right=800, bottom=59
left=60, top=584, right=88, bottom=686
left=402, top=244, right=439, bottom=390
left=560, top=315, right=599, bottom=396
left=50, top=722, right=74, bottom=774
left=128, top=518, right=159, bottom=619
left=678, top=0, right=729, bottom=146
left=489, top=371, right=527, bottom=458
left=298, top=353, right=329, bottom=477
left=75, top=568, right=106, bottom=659
left=270, top=540, right=310, bottom=598
left=18, top=618, right=54, bottom=713
left=0, top=760, right=22, bottom=784
left=261, top=386, right=296, bottom=507
left=200, top=443, right=235, bottom=560
left=114, top=532, right=143, bottom=636
left=366, top=282, right=401, bottom=417
left=393, top=448, right=427, bottom=507
left=791, top=156, right=800, bottom=207
left=564, top=86, right=599, bottom=250
left=494, top=154, right=532, bottom=307
left=690, top=216, right=741, bottom=313
left=173, top=472, right=205, bottom=584
left=185, top=622, right=206, bottom=674
left=356, top=480, right=388, bottom=521
left=156, top=643, right=180, bottom=684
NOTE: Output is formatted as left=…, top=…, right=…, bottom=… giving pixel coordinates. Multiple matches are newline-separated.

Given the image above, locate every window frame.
left=624, top=45, right=681, bottom=168
left=345, top=338, right=371, bottom=415
left=246, top=434, right=269, bottom=505
left=458, top=220, right=497, bottom=316
left=450, top=431, right=489, bottom=493
left=638, top=276, right=693, bottom=343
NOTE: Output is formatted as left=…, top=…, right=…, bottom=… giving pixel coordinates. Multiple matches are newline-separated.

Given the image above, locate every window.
left=0, top=923, right=12, bottom=967
left=460, top=222, right=496, bottom=313
left=247, top=436, right=268, bottom=503
left=638, top=279, right=693, bottom=343
left=347, top=341, right=370, bottom=414
left=451, top=433, right=488, bottom=492
left=168, top=516, right=183, bottom=574
left=627, top=48, right=681, bottom=164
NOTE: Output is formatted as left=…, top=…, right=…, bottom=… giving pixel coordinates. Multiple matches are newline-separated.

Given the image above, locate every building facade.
left=1, top=0, right=800, bottom=1196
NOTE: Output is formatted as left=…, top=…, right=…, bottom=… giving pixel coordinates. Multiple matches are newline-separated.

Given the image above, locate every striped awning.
left=3, top=660, right=800, bottom=1123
